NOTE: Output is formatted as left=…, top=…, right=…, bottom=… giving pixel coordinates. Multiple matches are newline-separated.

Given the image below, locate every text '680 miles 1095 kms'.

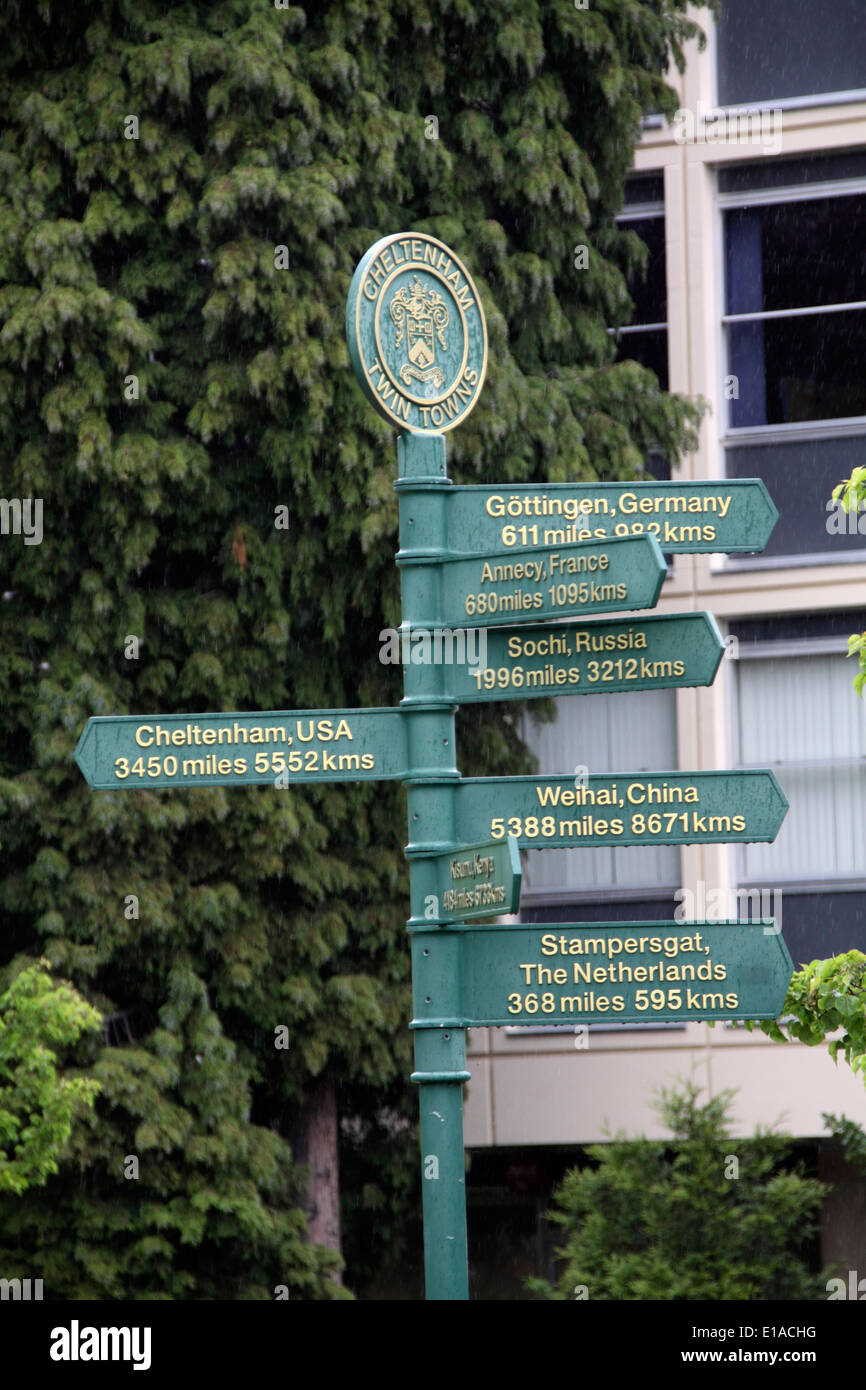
left=432, top=533, right=665, bottom=627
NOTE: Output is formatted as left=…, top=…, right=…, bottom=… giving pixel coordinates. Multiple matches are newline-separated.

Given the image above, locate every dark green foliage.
left=0, top=0, right=708, bottom=1297
left=337, top=1079, right=423, bottom=1298
left=822, top=1112, right=866, bottom=1174
left=531, top=1083, right=827, bottom=1301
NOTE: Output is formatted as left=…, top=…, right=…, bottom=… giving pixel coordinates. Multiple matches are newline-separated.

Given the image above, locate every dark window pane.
left=622, top=215, right=667, bottom=325
left=644, top=452, right=670, bottom=482
left=737, top=889, right=866, bottom=963
left=730, top=310, right=866, bottom=426
left=731, top=611, right=866, bottom=644
left=615, top=328, right=668, bottom=391
left=726, top=199, right=866, bottom=316
left=726, top=435, right=866, bottom=557
left=623, top=172, right=664, bottom=206
left=717, top=0, right=866, bottom=107
left=719, top=151, right=866, bottom=195
left=521, top=897, right=680, bottom=925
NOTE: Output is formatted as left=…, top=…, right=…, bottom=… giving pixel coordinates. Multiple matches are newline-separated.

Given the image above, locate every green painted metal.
left=411, top=1027, right=471, bottom=1298
left=345, top=232, right=487, bottom=435
left=429, top=611, right=725, bottom=704
left=427, top=533, right=665, bottom=628
left=410, top=921, right=793, bottom=1026
left=73, top=707, right=437, bottom=789
left=419, top=836, right=521, bottom=924
left=430, top=479, right=778, bottom=555
left=448, top=770, right=789, bottom=850
left=395, top=427, right=472, bottom=1301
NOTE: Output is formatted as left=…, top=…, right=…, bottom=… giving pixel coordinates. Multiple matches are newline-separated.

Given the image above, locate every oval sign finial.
left=346, top=233, right=487, bottom=434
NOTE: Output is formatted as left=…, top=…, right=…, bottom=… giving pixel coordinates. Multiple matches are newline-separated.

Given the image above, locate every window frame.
left=609, top=191, right=669, bottom=381
left=729, top=632, right=866, bottom=890
left=718, top=167, right=866, bottom=570
left=711, top=3, right=866, bottom=113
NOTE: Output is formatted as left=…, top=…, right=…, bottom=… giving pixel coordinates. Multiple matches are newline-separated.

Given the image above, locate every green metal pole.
left=396, top=431, right=470, bottom=1301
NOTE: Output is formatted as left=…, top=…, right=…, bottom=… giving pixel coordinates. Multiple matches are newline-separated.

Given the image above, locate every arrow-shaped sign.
left=415, top=532, right=666, bottom=629
left=429, top=479, right=778, bottom=556
left=445, top=770, right=789, bottom=849
left=410, top=921, right=793, bottom=1026
left=423, top=836, right=521, bottom=924
left=427, top=611, right=724, bottom=704
left=74, top=707, right=442, bottom=790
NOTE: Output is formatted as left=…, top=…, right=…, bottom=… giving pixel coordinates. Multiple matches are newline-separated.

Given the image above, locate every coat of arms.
left=389, top=276, right=450, bottom=387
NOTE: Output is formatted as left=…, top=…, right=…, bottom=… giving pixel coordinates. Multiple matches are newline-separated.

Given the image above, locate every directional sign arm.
left=411, top=835, right=522, bottom=925
left=453, top=770, right=789, bottom=849
left=444, top=480, right=778, bottom=556
left=411, top=921, right=794, bottom=1027
left=436, top=611, right=725, bottom=704
left=74, top=708, right=437, bottom=790
left=429, top=533, right=666, bottom=629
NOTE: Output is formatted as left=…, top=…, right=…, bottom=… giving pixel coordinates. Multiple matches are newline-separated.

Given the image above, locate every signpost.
left=426, top=532, right=666, bottom=627
left=450, top=770, right=789, bottom=850
left=415, top=837, right=521, bottom=926
left=437, top=479, right=778, bottom=555
left=410, top=921, right=793, bottom=1027
left=430, top=611, right=725, bottom=703
left=348, top=233, right=785, bottom=1301
left=74, top=707, right=428, bottom=789
left=74, top=229, right=789, bottom=1303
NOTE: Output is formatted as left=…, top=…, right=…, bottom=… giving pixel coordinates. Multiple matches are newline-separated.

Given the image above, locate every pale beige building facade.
left=464, top=5, right=866, bottom=1277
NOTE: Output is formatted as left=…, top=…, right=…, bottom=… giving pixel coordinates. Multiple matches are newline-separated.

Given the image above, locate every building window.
left=721, top=156, right=866, bottom=561
left=613, top=174, right=671, bottom=494
left=725, top=194, right=866, bottom=427
left=520, top=688, right=679, bottom=900
left=716, top=0, right=866, bottom=110
left=614, top=173, right=668, bottom=393
left=731, top=613, right=866, bottom=962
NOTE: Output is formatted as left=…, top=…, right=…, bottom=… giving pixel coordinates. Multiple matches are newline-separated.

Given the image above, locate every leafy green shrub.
left=530, top=1082, right=827, bottom=1300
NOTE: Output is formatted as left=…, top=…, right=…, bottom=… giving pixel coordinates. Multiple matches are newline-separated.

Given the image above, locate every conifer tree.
left=532, top=1084, right=827, bottom=1301
left=0, top=0, right=709, bottom=1296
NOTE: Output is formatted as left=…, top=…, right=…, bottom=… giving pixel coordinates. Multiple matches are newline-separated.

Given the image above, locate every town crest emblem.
left=390, top=276, right=449, bottom=387
left=346, top=233, right=487, bottom=434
